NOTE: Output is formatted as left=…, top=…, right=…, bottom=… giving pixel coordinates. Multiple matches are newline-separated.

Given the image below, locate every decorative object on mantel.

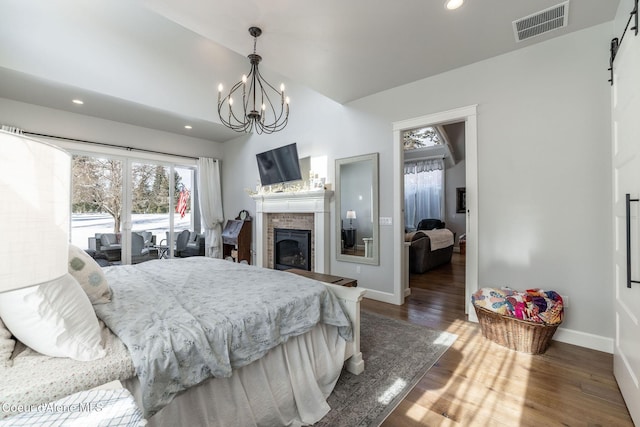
left=245, top=181, right=328, bottom=197
left=217, top=27, right=290, bottom=134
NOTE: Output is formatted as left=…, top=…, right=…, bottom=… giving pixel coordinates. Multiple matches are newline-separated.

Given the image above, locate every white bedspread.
left=94, top=257, right=353, bottom=417
left=125, top=322, right=346, bottom=427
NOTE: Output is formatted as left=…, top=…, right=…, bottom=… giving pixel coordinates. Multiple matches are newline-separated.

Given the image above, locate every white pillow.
left=0, top=317, right=15, bottom=367
left=68, top=243, right=111, bottom=304
left=0, top=274, right=106, bottom=361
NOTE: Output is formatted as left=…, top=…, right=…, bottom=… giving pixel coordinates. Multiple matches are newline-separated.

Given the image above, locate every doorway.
left=392, top=105, right=478, bottom=318
left=403, top=123, right=466, bottom=302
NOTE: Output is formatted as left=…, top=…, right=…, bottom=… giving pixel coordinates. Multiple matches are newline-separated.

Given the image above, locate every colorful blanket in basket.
left=472, top=287, right=564, bottom=325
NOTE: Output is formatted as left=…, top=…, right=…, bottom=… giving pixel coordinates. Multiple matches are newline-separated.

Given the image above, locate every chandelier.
left=217, top=27, right=290, bottom=134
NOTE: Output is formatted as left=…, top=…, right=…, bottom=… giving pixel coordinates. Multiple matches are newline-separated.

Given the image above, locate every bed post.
left=325, top=283, right=366, bottom=375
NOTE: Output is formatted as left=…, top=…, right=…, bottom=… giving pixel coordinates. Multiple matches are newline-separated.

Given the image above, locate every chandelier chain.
left=217, top=27, right=289, bottom=134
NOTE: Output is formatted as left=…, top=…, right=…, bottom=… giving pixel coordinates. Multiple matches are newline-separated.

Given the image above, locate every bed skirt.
left=123, top=323, right=347, bottom=427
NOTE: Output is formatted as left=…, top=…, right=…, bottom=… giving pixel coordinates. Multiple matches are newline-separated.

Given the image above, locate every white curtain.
left=404, top=159, right=444, bottom=230
left=197, top=158, right=224, bottom=258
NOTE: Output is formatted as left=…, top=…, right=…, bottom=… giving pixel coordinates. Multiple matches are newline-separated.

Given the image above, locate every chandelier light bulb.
left=218, top=84, right=223, bottom=92
left=280, top=83, right=285, bottom=92
left=261, top=103, right=266, bottom=110
left=229, top=97, right=233, bottom=106
left=242, top=75, right=247, bottom=84
left=285, top=97, right=290, bottom=104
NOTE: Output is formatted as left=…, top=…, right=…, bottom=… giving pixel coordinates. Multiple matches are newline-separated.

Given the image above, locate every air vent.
left=513, top=1, right=569, bottom=42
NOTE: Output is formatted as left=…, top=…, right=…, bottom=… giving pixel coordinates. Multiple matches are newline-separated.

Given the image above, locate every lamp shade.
left=0, top=131, right=70, bottom=292
left=346, top=210, right=356, bottom=219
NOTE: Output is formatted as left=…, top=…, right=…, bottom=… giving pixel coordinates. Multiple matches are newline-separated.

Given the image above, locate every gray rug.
left=317, top=310, right=457, bottom=427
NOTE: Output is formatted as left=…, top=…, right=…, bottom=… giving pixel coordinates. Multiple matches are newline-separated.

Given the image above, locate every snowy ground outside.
left=71, top=213, right=194, bottom=249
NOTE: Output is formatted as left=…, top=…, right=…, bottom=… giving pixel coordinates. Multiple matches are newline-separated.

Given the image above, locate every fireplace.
left=251, top=190, right=333, bottom=273
left=274, top=228, right=311, bottom=271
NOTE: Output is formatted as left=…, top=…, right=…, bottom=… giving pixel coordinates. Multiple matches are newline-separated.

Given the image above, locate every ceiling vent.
left=513, top=1, right=569, bottom=42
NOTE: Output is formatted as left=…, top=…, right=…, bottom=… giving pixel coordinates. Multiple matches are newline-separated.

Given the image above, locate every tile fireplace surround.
left=251, top=190, right=333, bottom=273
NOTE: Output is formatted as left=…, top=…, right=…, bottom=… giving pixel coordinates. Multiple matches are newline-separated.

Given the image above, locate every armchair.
left=131, top=232, right=152, bottom=264
left=405, top=229, right=454, bottom=273
left=136, top=231, right=154, bottom=248
left=175, top=230, right=205, bottom=257
left=94, top=233, right=122, bottom=262
left=417, top=218, right=445, bottom=231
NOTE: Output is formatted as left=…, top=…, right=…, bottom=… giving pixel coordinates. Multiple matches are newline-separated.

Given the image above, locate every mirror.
left=336, top=153, right=379, bottom=265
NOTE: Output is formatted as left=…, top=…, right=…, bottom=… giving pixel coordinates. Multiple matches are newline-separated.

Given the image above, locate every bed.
left=0, top=256, right=365, bottom=426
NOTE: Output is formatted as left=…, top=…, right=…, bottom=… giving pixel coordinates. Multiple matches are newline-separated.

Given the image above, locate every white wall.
left=220, top=79, right=396, bottom=295
left=0, top=98, right=224, bottom=159
left=1, top=20, right=616, bottom=348
left=346, top=23, right=614, bottom=347
left=224, top=22, right=615, bottom=349
left=0, top=1, right=247, bottom=122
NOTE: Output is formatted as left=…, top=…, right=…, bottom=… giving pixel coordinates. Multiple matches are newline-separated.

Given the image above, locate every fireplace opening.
left=274, top=228, right=311, bottom=271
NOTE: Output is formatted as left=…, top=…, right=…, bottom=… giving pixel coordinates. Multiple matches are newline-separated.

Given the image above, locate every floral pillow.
left=68, top=244, right=111, bottom=304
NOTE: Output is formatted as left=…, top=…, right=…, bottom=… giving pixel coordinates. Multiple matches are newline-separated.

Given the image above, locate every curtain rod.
left=24, top=131, right=201, bottom=161
left=404, top=154, right=445, bottom=163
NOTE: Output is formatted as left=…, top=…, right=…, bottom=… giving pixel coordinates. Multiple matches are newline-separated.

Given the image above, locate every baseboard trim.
left=552, top=327, right=614, bottom=354
left=468, top=315, right=613, bottom=353
left=362, top=289, right=400, bottom=305
left=367, top=287, right=614, bottom=354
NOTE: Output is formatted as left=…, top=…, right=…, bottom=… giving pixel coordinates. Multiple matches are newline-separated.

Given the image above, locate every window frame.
left=52, top=138, right=199, bottom=264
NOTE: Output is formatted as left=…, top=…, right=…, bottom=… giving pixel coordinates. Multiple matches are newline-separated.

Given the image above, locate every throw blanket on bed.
left=94, top=257, right=353, bottom=417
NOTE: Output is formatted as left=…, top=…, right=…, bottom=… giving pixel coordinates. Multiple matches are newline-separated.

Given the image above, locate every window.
left=403, top=126, right=449, bottom=230
left=403, top=126, right=443, bottom=150
left=70, top=152, right=199, bottom=264
left=71, top=155, right=123, bottom=250
left=404, top=159, right=444, bottom=230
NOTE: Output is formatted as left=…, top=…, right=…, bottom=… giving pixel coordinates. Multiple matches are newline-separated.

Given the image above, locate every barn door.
left=612, top=18, right=640, bottom=425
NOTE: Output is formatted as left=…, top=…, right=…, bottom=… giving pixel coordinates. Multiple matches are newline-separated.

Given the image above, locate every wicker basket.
left=473, top=304, right=561, bottom=354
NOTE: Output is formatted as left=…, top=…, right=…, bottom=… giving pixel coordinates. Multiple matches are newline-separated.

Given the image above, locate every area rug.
left=317, top=310, right=457, bottom=427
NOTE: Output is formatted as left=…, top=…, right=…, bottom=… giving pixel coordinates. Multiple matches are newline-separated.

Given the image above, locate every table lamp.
left=0, top=130, right=71, bottom=293
left=346, top=210, right=356, bottom=229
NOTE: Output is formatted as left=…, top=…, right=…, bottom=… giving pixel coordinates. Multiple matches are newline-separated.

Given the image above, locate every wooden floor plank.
left=362, top=253, right=633, bottom=426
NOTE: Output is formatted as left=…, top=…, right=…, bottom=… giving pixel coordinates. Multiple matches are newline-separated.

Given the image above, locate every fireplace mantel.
left=251, top=190, right=333, bottom=273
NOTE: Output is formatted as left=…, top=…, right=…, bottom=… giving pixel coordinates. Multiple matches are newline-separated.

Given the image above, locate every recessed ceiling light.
left=184, top=125, right=192, bottom=129
left=72, top=99, right=84, bottom=105
left=445, top=0, right=464, bottom=10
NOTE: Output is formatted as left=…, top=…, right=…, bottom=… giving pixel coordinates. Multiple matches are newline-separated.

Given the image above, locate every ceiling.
left=0, top=0, right=619, bottom=142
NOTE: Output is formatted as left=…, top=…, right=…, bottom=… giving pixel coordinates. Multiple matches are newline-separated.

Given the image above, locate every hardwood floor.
left=361, top=253, right=634, bottom=426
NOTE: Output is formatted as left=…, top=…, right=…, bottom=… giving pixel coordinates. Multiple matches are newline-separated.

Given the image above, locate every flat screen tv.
left=256, top=143, right=302, bottom=186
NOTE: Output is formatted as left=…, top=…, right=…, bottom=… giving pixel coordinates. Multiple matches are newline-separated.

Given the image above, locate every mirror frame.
left=335, top=152, right=379, bottom=265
